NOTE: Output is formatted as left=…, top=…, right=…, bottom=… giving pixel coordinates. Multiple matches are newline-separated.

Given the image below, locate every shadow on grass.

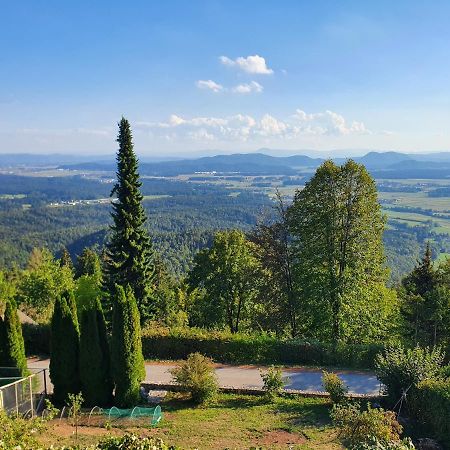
left=161, top=393, right=267, bottom=412
left=272, top=398, right=332, bottom=427
left=212, top=394, right=267, bottom=409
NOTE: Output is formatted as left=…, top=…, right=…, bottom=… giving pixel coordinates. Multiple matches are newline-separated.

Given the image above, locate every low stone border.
left=142, top=382, right=384, bottom=400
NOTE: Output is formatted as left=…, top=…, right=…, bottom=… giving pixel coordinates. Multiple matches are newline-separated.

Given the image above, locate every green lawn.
left=43, top=393, right=341, bottom=449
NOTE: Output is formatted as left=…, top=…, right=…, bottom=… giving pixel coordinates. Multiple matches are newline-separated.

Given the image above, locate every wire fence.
left=0, top=367, right=48, bottom=417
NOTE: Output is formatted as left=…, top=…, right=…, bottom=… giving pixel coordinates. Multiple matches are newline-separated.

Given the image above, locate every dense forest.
left=0, top=172, right=448, bottom=283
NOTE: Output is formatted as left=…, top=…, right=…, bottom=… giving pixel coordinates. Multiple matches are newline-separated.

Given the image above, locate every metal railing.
left=0, top=367, right=48, bottom=417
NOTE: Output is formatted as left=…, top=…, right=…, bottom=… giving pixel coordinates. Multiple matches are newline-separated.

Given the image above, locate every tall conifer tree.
left=60, top=247, right=74, bottom=272
left=50, top=292, right=80, bottom=404
left=111, top=285, right=145, bottom=407
left=0, top=298, right=27, bottom=377
left=105, top=118, right=155, bottom=321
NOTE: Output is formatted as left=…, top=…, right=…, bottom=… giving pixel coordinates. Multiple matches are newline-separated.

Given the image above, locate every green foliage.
left=248, top=192, right=299, bottom=338
left=15, top=248, right=74, bottom=322
left=408, top=377, right=450, bottom=445
left=104, top=118, right=155, bottom=322
left=21, top=322, right=50, bottom=355
left=49, top=291, right=80, bottom=404
left=322, top=371, right=348, bottom=404
left=75, top=275, right=102, bottom=312
left=94, top=434, right=172, bottom=450
left=400, top=245, right=450, bottom=348
left=0, top=298, right=27, bottom=376
left=288, top=160, right=393, bottom=343
left=141, top=325, right=384, bottom=368
left=260, top=365, right=285, bottom=400
left=59, top=247, right=74, bottom=272
left=111, top=285, right=145, bottom=407
left=351, top=437, right=416, bottom=450
left=188, top=229, right=262, bottom=333
left=75, top=247, right=102, bottom=282
left=43, top=398, right=60, bottom=420
left=331, top=402, right=403, bottom=447
left=170, top=352, right=219, bottom=404
left=0, top=409, right=47, bottom=450
left=79, top=298, right=113, bottom=406
left=67, top=392, right=84, bottom=441
left=374, top=345, right=444, bottom=402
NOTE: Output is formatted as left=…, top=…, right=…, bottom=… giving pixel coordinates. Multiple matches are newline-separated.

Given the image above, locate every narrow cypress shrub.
left=95, top=298, right=114, bottom=403
left=50, top=292, right=80, bottom=404
left=79, top=302, right=113, bottom=406
left=0, top=298, right=28, bottom=377
left=111, top=285, right=145, bottom=407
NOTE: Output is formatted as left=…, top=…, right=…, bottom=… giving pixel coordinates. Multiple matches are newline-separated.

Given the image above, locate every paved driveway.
left=29, top=359, right=381, bottom=396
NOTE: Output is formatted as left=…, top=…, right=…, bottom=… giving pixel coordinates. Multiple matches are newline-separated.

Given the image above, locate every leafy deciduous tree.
left=188, top=230, right=261, bottom=333
left=288, top=160, right=393, bottom=343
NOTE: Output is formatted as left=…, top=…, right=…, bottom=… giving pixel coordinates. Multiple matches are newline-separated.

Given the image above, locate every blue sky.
left=1, top=0, right=450, bottom=156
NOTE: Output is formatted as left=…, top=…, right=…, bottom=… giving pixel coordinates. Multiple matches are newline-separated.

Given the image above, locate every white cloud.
left=219, top=55, right=273, bottom=74
left=138, top=109, right=370, bottom=143
left=196, top=79, right=223, bottom=93
left=232, top=81, right=263, bottom=94
left=291, top=109, right=370, bottom=136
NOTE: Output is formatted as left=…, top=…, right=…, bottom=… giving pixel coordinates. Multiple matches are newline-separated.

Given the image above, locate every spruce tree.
left=50, top=292, right=80, bottom=404
left=401, top=243, right=439, bottom=345
left=75, top=247, right=102, bottom=282
left=111, top=284, right=145, bottom=407
left=60, top=247, right=74, bottom=272
left=104, top=118, right=155, bottom=322
left=0, top=298, right=28, bottom=377
left=79, top=298, right=113, bottom=406
left=403, top=242, right=436, bottom=297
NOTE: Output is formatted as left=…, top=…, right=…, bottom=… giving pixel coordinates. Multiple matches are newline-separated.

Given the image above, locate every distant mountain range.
left=1, top=150, right=450, bottom=179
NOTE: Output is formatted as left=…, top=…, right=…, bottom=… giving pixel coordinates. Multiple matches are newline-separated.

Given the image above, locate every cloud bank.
left=136, top=109, right=370, bottom=143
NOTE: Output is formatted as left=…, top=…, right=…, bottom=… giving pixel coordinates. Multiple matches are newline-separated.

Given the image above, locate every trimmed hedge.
left=409, top=378, right=450, bottom=447
left=22, top=323, right=50, bottom=356
left=141, top=327, right=384, bottom=369
left=23, top=323, right=384, bottom=369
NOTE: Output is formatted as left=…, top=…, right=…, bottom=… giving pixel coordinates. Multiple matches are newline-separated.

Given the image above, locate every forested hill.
left=1, top=151, right=450, bottom=281
left=53, top=150, right=450, bottom=179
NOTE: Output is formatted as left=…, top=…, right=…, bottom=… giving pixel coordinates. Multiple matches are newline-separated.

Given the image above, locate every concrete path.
left=28, top=358, right=381, bottom=396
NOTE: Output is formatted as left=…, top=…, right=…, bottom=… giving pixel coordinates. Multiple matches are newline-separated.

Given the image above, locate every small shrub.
left=0, top=409, right=47, bottom=449
left=439, top=364, right=450, bottom=379
left=322, top=371, right=348, bottom=403
left=260, top=365, right=285, bottom=400
left=44, top=398, right=60, bottom=420
left=170, top=352, right=219, bottom=404
left=352, top=436, right=416, bottom=450
left=331, top=402, right=403, bottom=447
left=96, top=434, right=172, bottom=449
left=408, top=377, right=450, bottom=444
left=67, top=392, right=84, bottom=441
left=374, top=345, right=444, bottom=402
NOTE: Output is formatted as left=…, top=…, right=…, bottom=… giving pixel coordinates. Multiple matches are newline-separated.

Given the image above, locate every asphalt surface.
left=28, top=359, right=382, bottom=396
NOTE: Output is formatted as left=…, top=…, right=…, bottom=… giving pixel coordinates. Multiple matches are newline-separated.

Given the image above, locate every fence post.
left=15, top=382, right=19, bottom=416
left=29, top=376, right=34, bottom=417
left=43, top=368, right=48, bottom=396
